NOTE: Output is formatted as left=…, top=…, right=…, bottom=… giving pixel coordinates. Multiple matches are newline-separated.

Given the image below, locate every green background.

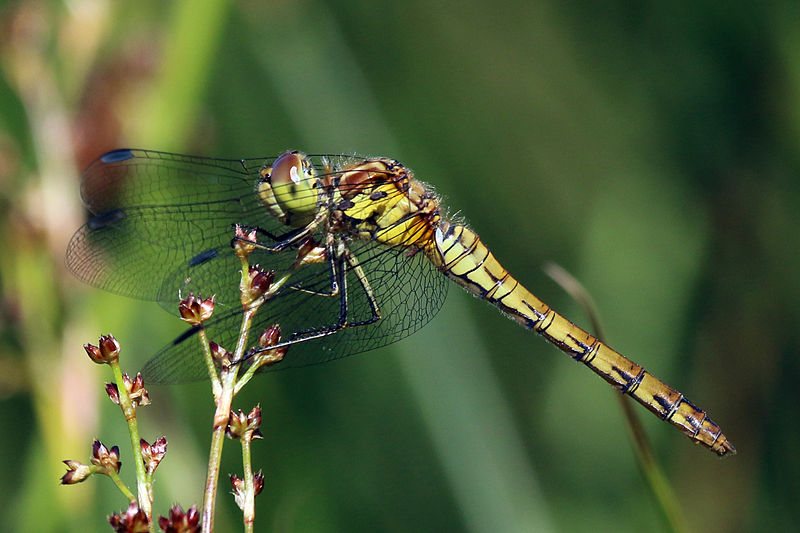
left=1, top=1, right=798, bottom=531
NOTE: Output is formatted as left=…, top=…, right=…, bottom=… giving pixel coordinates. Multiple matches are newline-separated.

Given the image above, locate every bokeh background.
left=1, top=1, right=798, bottom=531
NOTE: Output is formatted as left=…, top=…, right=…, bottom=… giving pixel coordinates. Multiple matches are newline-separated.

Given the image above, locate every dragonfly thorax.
left=331, top=158, right=442, bottom=252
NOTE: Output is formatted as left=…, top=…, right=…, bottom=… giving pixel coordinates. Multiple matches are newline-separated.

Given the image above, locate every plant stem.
left=234, top=349, right=285, bottom=395
left=241, top=437, right=255, bottom=532
left=199, top=327, right=222, bottom=400
left=616, top=394, right=688, bottom=533
left=106, top=470, right=137, bottom=502
left=201, top=306, right=257, bottom=531
left=109, top=361, right=154, bottom=532
left=543, top=262, right=687, bottom=533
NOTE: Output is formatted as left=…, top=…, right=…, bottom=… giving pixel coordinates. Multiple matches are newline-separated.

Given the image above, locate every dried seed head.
left=178, top=293, right=215, bottom=325
left=108, top=501, right=150, bottom=533
left=158, top=504, right=200, bottom=533
left=253, top=470, right=265, bottom=496
left=140, top=436, right=168, bottom=475
left=91, top=439, right=121, bottom=474
left=247, top=266, right=275, bottom=295
left=60, top=460, right=91, bottom=484
left=233, top=225, right=258, bottom=258
left=258, top=324, right=282, bottom=348
left=84, top=334, right=120, bottom=364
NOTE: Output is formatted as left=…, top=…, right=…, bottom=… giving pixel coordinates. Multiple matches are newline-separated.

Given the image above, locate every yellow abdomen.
left=431, top=221, right=734, bottom=455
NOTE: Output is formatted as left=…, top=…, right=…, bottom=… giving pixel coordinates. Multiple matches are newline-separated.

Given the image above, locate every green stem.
left=241, top=437, right=255, bottom=532
left=109, top=361, right=154, bottom=532
left=201, top=247, right=290, bottom=529
left=616, top=395, right=688, bottom=533
left=198, top=328, right=222, bottom=400
left=232, top=271, right=294, bottom=395
left=234, top=350, right=284, bottom=395
left=201, top=305, right=257, bottom=531
left=542, top=262, right=688, bottom=533
left=105, top=470, right=136, bottom=502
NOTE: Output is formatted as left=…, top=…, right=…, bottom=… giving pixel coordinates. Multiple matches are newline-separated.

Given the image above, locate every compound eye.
left=262, top=150, right=318, bottom=226
left=271, top=151, right=314, bottom=185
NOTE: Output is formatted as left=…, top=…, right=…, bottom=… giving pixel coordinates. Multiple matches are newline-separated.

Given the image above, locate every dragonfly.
left=66, top=148, right=735, bottom=456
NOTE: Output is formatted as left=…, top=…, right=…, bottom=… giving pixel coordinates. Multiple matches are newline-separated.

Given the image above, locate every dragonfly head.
left=258, top=150, right=318, bottom=226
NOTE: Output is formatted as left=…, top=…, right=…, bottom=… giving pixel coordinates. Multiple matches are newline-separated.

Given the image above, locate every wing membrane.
left=68, top=149, right=448, bottom=382
left=142, top=235, right=448, bottom=383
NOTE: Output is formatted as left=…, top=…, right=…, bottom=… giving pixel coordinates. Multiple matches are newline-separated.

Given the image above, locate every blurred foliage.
left=1, top=0, right=798, bottom=531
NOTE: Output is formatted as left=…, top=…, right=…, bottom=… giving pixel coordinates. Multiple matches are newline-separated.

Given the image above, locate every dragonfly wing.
left=66, top=150, right=282, bottom=302
left=297, top=239, right=449, bottom=366
left=141, top=237, right=449, bottom=383
left=67, top=203, right=253, bottom=302
left=79, top=149, right=267, bottom=214
left=70, top=149, right=449, bottom=383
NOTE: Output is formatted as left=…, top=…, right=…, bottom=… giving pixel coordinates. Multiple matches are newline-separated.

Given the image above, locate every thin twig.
left=543, top=261, right=688, bottom=533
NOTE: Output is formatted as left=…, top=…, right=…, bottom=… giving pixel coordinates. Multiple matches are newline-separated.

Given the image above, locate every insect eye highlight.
left=271, top=151, right=314, bottom=185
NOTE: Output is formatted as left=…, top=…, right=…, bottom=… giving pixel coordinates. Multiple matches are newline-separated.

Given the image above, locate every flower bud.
left=230, top=474, right=246, bottom=510
left=292, top=237, right=327, bottom=268
left=253, top=470, right=265, bottom=496
left=105, top=382, right=120, bottom=404
left=226, top=405, right=262, bottom=440
left=209, top=342, right=231, bottom=365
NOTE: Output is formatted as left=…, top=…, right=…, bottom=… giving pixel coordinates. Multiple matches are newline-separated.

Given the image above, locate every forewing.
left=66, top=149, right=280, bottom=301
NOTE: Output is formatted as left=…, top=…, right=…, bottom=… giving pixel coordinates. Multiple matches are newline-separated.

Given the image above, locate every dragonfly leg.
left=231, top=209, right=328, bottom=253
left=341, top=246, right=381, bottom=327
left=247, top=241, right=383, bottom=357
left=245, top=224, right=307, bottom=246
left=244, top=254, right=349, bottom=358
left=288, top=230, right=340, bottom=297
